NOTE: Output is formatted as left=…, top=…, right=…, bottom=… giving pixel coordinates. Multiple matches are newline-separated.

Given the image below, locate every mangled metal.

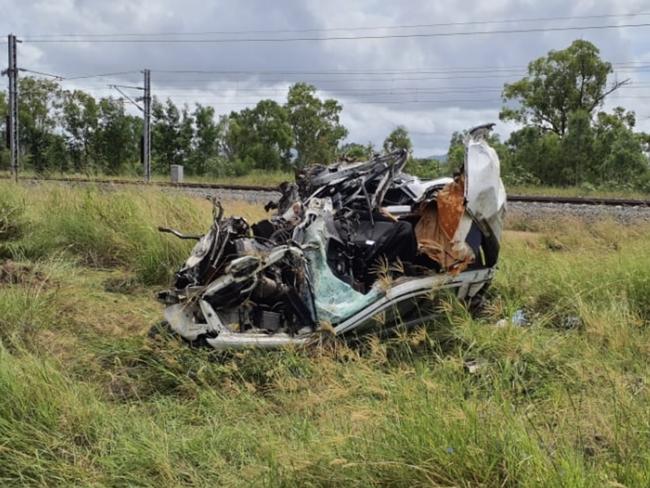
left=156, top=123, right=506, bottom=349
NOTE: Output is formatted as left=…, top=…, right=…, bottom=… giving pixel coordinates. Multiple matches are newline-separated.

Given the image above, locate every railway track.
left=506, top=194, right=650, bottom=207
left=3, top=174, right=650, bottom=207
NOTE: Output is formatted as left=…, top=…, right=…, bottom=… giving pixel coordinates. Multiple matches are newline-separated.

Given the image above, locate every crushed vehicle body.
left=157, top=123, right=506, bottom=350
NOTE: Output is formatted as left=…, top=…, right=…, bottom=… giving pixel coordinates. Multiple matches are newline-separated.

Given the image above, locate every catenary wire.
left=21, top=11, right=650, bottom=37
left=21, top=22, right=650, bottom=44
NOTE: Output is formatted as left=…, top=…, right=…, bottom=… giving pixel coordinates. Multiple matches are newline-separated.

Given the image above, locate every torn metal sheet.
left=155, top=124, right=507, bottom=350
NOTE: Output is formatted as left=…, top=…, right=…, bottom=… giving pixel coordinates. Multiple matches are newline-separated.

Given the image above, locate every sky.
left=1, top=0, right=650, bottom=157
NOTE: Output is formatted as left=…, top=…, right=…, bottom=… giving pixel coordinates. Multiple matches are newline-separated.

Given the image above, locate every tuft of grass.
left=0, top=258, right=67, bottom=350
left=0, top=186, right=26, bottom=242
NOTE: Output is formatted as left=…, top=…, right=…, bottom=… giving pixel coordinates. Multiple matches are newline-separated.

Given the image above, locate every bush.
left=205, top=156, right=254, bottom=178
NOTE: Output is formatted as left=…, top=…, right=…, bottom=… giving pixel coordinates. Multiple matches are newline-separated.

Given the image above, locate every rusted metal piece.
left=435, top=176, right=465, bottom=240
left=414, top=175, right=475, bottom=274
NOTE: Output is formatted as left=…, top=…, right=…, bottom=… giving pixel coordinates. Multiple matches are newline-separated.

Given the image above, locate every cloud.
left=1, top=0, right=649, bottom=155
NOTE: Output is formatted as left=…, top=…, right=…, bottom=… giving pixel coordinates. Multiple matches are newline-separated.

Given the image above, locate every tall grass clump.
left=497, top=217, right=650, bottom=325
left=0, top=182, right=221, bottom=284
left=0, top=347, right=107, bottom=484
left=0, top=259, right=68, bottom=349
left=0, top=184, right=26, bottom=243
left=34, top=186, right=206, bottom=284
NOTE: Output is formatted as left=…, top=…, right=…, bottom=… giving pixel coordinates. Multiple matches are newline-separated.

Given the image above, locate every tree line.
left=0, top=80, right=352, bottom=177
left=1, top=39, right=649, bottom=189
left=448, top=40, right=650, bottom=190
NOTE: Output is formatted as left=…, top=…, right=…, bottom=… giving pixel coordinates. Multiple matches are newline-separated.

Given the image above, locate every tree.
left=500, top=40, right=626, bottom=136
left=95, top=97, right=140, bottom=174
left=339, top=142, right=369, bottom=161
left=404, top=157, right=444, bottom=179
left=498, top=40, right=649, bottom=187
left=62, top=90, right=99, bottom=172
left=286, top=83, right=347, bottom=166
left=383, top=126, right=412, bottom=153
left=561, top=110, right=595, bottom=185
left=190, top=104, right=221, bottom=175
left=18, top=77, right=63, bottom=172
left=178, top=105, right=195, bottom=168
left=447, top=131, right=465, bottom=168
left=225, top=99, right=293, bottom=170
left=503, top=127, right=559, bottom=185
left=592, top=108, right=648, bottom=184
left=152, top=98, right=182, bottom=172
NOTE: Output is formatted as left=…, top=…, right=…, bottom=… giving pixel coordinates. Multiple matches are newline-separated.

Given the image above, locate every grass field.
left=0, top=181, right=649, bottom=486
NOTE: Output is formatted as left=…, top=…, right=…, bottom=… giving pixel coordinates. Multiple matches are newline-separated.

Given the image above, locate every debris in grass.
left=496, top=309, right=528, bottom=327
left=464, top=359, right=488, bottom=374
left=561, top=314, right=583, bottom=330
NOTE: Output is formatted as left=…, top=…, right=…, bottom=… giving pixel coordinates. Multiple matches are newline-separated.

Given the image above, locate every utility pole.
left=143, top=69, right=151, bottom=183
left=3, top=34, right=19, bottom=182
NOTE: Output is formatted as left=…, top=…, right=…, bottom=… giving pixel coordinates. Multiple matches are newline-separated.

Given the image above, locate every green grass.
left=0, top=182, right=648, bottom=486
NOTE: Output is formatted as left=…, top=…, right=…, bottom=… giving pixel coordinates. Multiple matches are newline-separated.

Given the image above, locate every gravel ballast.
left=506, top=201, right=650, bottom=224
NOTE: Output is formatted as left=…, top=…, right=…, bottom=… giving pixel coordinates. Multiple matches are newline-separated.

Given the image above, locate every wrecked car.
left=156, top=123, right=506, bottom=350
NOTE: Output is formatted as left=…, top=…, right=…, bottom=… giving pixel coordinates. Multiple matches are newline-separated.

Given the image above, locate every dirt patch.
left=0, top=260, right=49, bottom=287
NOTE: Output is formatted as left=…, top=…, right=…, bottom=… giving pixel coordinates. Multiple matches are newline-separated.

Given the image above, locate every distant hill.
left=428, top=154, right=448, bottom=163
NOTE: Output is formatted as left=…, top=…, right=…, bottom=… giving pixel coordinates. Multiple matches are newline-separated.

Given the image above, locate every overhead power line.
left=18, top=68, right=63, bottom=79
left=25, top=59, right=649, bottom=84
left=151, top=62, right=650, bottom=76
left=22, top=22, right=650, bottom=44
left=142, top=92, right=650, bottom=104
left=50, top=82, right=650, bottom=100
left=154, top=67, right=526, bottom=75
left=153, top=96, right=505, bottom=106
left=144, top=84, right=650, bottom=98
left=151, top=74, right=528, bottom=83
left=65, top=70, right=142, bottom=80
left=152, top=87, right=508, bottom=95
left=21, top=11, right=650, bottom=37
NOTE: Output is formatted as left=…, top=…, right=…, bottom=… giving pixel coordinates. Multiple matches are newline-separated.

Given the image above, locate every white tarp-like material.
left=464, top=138, right=507, bottom=239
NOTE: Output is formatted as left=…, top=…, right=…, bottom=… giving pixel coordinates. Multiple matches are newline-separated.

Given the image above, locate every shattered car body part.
left=414, top=179, right=477, bottom=274
left=156, top=124, right=506, bottom=349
